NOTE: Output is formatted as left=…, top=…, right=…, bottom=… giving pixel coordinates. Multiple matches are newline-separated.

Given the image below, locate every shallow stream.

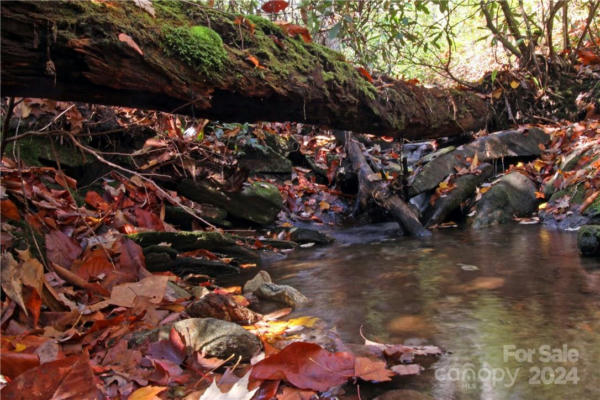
left=264, top=225, right=600, bottom=399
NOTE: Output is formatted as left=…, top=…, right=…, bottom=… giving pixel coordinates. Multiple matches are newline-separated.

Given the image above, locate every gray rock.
left=243, top=270, right=272, bottom=294
left=409, top=128, right=548, bottom=196
left=178, top=180, right=283, bottom=225
left=290, top=228, right=334, bottom=245
left=255, top=283, right=309, bottom=308
left=472, top=172, right=538, bottom=228
left=164, top=318, right=261, bottom=361
left=237, top=141, right=292, bottom=174
left=578, top=225, right=600, bottom=256
left=424, top=163, right=493, bottom=227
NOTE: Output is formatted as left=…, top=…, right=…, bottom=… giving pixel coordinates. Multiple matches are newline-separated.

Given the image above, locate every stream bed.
left=263, top=225, right=600, bottom=399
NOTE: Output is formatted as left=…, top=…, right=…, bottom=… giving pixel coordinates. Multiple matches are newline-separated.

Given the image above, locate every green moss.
left=5, top=137, right=88, bottom=168
left=162, top=25, right=227, bottom=75
left=244, top=14, right=283, bottom=36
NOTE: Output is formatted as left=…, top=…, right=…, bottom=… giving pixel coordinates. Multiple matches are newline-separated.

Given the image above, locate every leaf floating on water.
left=390, top=363, right=422, bottom=376
left=354, top=357, right=394, bottom=382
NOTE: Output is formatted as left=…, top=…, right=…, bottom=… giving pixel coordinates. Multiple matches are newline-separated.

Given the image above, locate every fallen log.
left=346, top=136, right=431, bottom=237
left=1, top=0, right=489, bottom=140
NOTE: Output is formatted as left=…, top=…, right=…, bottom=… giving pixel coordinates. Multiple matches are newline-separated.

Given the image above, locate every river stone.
left=237, top=141, right=292, bottom=174
left=424, top=163, right=493, bottom=227
left=472, top=172, right=537, bottom=228
left=243, top=270, right=272, bottom=294
left=577, top=225, right=600, bottom=256
left=409, top=128, right=548, bottom=196
left=178, top=180, right=283, bottom=225
left=255, top=283, right=309, bottom=308
left=166, top=318, right=261, bottom=361
left=289, top=227, right=334, bottom=245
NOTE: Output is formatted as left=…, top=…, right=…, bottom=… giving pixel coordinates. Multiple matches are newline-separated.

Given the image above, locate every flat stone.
left=243, top=270, right=272, bottom=294
left=255, top=283, right=309, bottom=308
left=409, top=128, right=548, bottom=196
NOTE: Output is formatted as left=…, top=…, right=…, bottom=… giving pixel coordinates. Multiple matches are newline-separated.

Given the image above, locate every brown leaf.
left=133, top=0, right=155, bottom=17
left=1, top=199, right=20, bottom=220
left=356, top=67, right=373, bottom=83
left=276, top=387, right=316, bottom=400
left=1, top=353, right=100, bottom=400
left=45, top=230, right=82, bottom=269
left=261, top=0, right=288, bottom=13
left=275, top=22, right=312, bottom=43
left=251, top=342, right=355, bottom=392
left=390, top=363, right=422, bottom=376
left=109, top=275, right=169, bottom=307
left=0, top=351, right=40, bottom=379
left=118, top=33, right=144, bottom=56
left=186, top=293, right=261, bottom=325
left=354, top=356, right=394, bottom=382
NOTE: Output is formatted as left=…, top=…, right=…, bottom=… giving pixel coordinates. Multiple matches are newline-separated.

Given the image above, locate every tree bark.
left=1, top=0, right=489, bottom=140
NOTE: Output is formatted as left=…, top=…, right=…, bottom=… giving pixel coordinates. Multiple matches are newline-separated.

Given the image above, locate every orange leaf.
left=1, top=199, right=20, bottom=221
left=577, top=50, right=600, bottom=65
left=276, top=22, right=312, bottom=43
left=261, top=0, right=288, bottom=13
left=234, top=16, right=255, bottom=34
left=118, top=33, right=144, bottom=56
left=356, top=66, right=373, bottom=83
left=246, top=54, right=266, bottom=69
left=354, top=357, right=394, bottom=382
left=129, top=386, right=167, bottom=400
left=0, top=351, right=40, bottom=379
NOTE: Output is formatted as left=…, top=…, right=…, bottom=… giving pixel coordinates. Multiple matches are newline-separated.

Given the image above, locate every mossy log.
left=1, top=0, right=488, bottom=140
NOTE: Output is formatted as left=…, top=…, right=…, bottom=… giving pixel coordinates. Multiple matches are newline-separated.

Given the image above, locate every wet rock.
left=165, top=318, right=261, bottom=361
left=374, top=389, right=433, bottom=400
left=472, top=172, right=537, bottom=228
left=424, top=163, right=493, bottom=227
left=186, top=293, right=262, bottom=324
left=178, top=180, right=283, bottom=225
left=129, top=231, right=259, bottom=262
left=409, top=128, right=548, bottom=196
left=289, top=227, right=333, bottom=245
left=541, top=180, right=600, bottom=229
left=164, top=205, right=230, bottom=229
left=255, top=283, right=309, bottom=308
left=578, top=225, right=600, bottom=256
left=243, top=271, right=272, bottom=294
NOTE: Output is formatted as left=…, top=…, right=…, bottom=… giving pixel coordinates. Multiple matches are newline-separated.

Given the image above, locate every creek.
left=264, top=225, right=600, bottom=399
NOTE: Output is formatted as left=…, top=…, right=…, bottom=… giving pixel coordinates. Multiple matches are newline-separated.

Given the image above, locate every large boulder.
left=577, top=225, right=600, bottom=256
left=409, top=128, right=549, bottom=196
left=471, top=172, right=537, bottom=228
left=178, top=180, right=283, bottom=225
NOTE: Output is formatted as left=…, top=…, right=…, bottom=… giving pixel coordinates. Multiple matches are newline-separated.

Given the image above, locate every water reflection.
left=264, top=225, right=600, bottom=399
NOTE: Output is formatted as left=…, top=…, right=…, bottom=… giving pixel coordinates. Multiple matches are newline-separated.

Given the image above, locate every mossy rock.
left=6, top=136, right=90, bottom=168
left=178, top=180, right=283, bottom=225
left=577, top=225, right=600, bottom=256
left=472, top=172, right=537, bottom=229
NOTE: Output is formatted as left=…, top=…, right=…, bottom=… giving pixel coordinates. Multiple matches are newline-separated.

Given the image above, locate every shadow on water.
left=263, top=225, right=600, bottom=399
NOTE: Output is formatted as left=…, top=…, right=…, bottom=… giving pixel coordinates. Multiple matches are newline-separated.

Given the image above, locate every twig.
left=1, top=97, right=16, bottom=159
left=67, top=133, right=217, bottom=228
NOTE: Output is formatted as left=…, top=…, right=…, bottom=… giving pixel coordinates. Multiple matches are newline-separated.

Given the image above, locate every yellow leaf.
left=538, top=202, right=548, bottom=210
left=14, top=343, right=27, bottom=352
left=287, top=316, right=319, bottom=328
left=510, top=80, right=520, bottom=89
left=533, top=159, right=545, bottom=172
left=492, top=88, right=503, bottom=99
left=319, top=200, right=330, bottom=211
left=129, top=386, right=166, bottom=400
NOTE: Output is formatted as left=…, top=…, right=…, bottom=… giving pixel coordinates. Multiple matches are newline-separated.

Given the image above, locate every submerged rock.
left=289, top=227, right=334, bottom=245
left=424, top=163, right=493, bottom=227
left=178, top=180, right=283, bottom=225
left=409, top=128, right=548, bottom=196
left=472, top=172, right=538, bottom=228
left=255, top=283, right=309, bottom=308
left=577, top=225, right=600, bottom=256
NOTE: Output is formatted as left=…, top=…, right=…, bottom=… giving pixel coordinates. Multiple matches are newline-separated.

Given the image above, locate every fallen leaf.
left=109, top=275, right=169, bottom=307
left=133, top=0, right=155, bottom=17
left=199, top=370, right=257, bottom=400
left=1, top=252, right=28, bottom=315
left=510, top=80, right=520, bottom=89
left=251, top=342, right=354, bottom=392
left=1, top=199, right=20, bottom=220
left=0, top=351, right=40, bottom=379
left=390, top=364, right=422, bottom=376
left=261, top=0, right=288, bottom=13
left=118, top=33, right=144, bottom=56
left=246, top=55, right=266, bottom=69
left=492, top=88, right=503, bottom=99
left=276, top=22, right=312, bottom=43
left=276, top=387, right=316, bottom=400
left=129, top=386, right=167, bottom=400
left=354, top=357, right=394, bottom=382
left=45, top=230, right=82, bottom=269
left=356, top=67, right=373, bottom=83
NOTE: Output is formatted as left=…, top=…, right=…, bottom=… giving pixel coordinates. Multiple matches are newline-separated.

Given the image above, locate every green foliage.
left=162, top=25, right=228, bottom=74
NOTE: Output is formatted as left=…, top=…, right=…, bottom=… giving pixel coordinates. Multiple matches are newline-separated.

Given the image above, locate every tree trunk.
left=1, top=0, right=489, bottom=140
